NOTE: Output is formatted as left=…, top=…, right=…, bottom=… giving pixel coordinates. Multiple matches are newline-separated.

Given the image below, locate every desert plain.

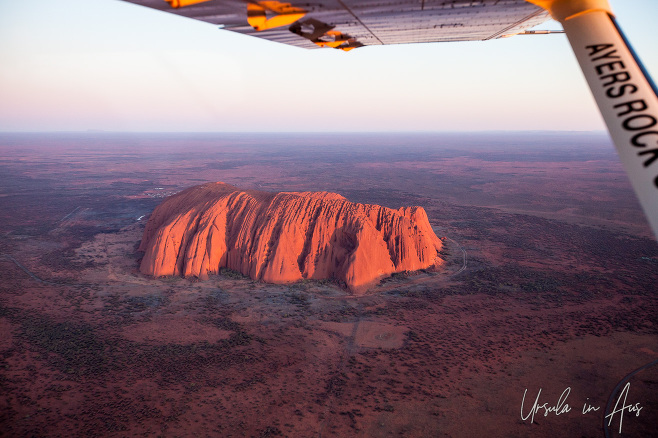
left=0, top=132, right=657, bottom=437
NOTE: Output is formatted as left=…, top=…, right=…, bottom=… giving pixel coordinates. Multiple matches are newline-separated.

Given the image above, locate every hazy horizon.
left=2, top=0, right=656, bottom=132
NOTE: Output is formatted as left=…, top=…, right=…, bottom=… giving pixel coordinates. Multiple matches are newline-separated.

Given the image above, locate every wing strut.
left=528, top=0, right=658, bottom=239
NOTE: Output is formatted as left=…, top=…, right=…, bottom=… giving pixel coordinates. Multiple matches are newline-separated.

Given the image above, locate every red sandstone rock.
left=139, top=182, right=442, bottom=293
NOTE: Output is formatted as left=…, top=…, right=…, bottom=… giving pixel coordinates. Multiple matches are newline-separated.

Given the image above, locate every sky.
left=0, top=0, right=657, bottom=132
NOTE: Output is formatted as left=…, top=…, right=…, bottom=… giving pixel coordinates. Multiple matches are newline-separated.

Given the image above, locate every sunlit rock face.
left=139, top=182, right=442, bottom=293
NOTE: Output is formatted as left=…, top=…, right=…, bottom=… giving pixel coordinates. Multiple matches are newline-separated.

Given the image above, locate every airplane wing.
left=120, top=0, right=658, bottom=240
left=121, top=0, right=551, bottom=51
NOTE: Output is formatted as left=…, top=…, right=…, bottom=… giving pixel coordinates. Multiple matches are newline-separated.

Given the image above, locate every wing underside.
left=122, top=0, right=550, bottom=50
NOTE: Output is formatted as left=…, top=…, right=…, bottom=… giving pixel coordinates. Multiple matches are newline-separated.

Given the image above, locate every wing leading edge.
left=121, top=0, right=551, bottom=50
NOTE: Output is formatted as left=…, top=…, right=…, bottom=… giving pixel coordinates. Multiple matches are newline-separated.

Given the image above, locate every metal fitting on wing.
left=247, top=1, right=306, bottom=31
left=525, top=0, right=613, bottom=22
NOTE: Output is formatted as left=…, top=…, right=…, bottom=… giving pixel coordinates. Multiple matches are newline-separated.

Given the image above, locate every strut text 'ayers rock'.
left=139, top=183, right=443, bottom=292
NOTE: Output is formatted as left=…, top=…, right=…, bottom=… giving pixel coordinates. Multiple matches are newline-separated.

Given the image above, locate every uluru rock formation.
left=139, top=183, right=443, bottom=293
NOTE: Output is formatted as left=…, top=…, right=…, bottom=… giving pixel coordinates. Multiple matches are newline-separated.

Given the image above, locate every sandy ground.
left=1, top=223, right=656, bottom=437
